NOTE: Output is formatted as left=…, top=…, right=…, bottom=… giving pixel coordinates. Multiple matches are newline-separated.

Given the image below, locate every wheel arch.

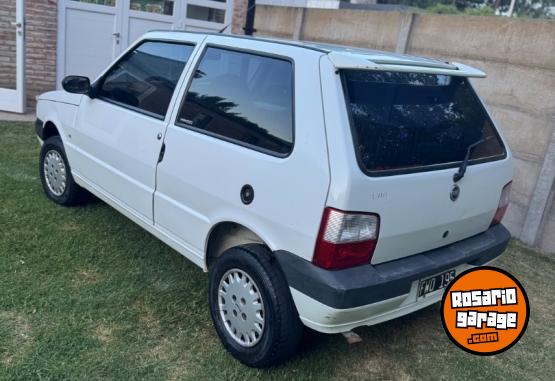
left=205, top=221, right=273, bottom=270
left=42, top=120, right=60, bottom=140
left=36, top=97, right=77, bottom=145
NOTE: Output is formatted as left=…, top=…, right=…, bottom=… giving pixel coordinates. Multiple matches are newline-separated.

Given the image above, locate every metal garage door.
left=57, top=0, right=234, bottom=83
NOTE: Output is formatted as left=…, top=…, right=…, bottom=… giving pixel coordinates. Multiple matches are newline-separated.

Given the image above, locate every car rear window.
left=341, top=70, right=506, bottom=176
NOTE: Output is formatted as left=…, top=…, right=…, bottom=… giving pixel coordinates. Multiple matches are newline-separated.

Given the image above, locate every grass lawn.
left=1, top=121, right=554, bottom=380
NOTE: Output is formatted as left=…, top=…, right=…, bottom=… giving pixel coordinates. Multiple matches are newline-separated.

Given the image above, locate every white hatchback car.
left=35, top=31, right=512, bottom=367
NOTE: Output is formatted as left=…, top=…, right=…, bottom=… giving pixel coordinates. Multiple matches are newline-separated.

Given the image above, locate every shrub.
left=426, top=4, right=460, bottom=14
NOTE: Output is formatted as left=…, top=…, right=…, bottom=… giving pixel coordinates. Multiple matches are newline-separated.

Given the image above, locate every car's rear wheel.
left=39, top=136, right=86, bottom=206
left=208, top=244, right=302, bottom=368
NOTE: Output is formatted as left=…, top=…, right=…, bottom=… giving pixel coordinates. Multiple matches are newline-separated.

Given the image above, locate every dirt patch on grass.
left=152, top=277, right=172, bottom=292
left=72, top=268, right=102, bottom=288
left=59, top=222, right=82, bottom=232
left=149, top=337, right=173, bottom=361
left=136, top=301, right=162, bottom=337
left=134, top=302, right=192, bottom=373
left=93, top=324, right=115, bottom=344
left=0, top=312, right=33, bottom=366
left=167, top=362, right=190, bottom=381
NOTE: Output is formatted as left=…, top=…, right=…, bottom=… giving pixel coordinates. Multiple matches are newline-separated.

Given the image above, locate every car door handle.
left=158, top=143, right=166, bottom=163
left=157, top=132, right=162, bottom=140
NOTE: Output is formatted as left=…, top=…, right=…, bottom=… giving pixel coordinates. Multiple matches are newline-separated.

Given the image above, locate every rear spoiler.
left=328, top=52, right=486, bottom=78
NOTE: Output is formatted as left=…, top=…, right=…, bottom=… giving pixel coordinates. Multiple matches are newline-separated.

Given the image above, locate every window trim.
left=174, top=43, right=296, bottom=159
left=340, top=70, right=507, bottom=177
left=93, top=39, right=196, bottom=121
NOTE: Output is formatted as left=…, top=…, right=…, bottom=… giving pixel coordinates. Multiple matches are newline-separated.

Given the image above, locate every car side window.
left=177, top=47, right=294, bottom=156
left=98, top=41, right=195, bottom=118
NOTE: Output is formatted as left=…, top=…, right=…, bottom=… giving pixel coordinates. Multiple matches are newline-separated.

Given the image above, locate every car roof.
left=143, top=30, right=486, bottom=77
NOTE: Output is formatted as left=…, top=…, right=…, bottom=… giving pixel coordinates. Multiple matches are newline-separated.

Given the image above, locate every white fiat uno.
left=35, top=31, right=512, bottom=367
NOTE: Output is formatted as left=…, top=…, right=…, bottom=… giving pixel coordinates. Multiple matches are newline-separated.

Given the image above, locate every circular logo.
left=441, top=266, right=529, bottom=355
left=450, top=184, right=460, bottom=201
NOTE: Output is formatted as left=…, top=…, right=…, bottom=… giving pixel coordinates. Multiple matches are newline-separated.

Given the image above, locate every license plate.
left=417, top=269, right=456, bottom=298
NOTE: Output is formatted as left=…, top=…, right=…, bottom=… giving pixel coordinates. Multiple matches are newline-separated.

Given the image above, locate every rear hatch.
left=338, top=70, right=511, bottom=265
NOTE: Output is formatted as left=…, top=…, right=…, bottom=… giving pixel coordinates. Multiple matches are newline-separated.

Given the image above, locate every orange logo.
left=441, top=266, right=529, bottom=355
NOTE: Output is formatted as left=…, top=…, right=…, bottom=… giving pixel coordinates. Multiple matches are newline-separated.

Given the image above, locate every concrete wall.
left=252, top=5, right=555, bottom=253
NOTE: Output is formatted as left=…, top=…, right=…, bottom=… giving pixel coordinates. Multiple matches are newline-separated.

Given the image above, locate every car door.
left=68, top=38, right=202, bottom=222
left=153, top=36, right=330, bottom=265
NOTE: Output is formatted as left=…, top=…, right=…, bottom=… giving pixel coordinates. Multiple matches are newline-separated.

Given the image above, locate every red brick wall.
left=25, top=0, right=57, bottom=110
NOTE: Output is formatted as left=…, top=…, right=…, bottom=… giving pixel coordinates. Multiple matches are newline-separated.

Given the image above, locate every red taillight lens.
left=313, top=208, right=380, bottom=270
left=491, top=181, right=512, bottom=226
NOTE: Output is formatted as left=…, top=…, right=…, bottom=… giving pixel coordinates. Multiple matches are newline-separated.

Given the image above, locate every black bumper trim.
left=275, top=224, right=511, bottom=309
left=35, top=118, right=44, bottom=139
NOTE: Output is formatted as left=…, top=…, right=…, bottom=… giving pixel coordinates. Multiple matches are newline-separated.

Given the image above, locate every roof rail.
left=144, top=30, right=329, bottom=53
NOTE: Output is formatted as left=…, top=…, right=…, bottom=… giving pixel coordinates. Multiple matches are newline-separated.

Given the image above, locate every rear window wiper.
left=453, top=136, right=494, bottom=183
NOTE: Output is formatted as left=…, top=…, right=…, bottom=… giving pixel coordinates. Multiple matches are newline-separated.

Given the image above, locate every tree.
left=496, top=0, right=555, bottom=18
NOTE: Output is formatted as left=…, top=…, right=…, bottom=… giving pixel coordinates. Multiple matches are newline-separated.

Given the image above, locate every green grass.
left=1, top=121, right=554, bottom=380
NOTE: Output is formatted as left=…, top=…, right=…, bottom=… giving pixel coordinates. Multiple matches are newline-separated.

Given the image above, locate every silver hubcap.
left=218, top=269, right=265, bottom=347
left=43, top=150, right=67, bottom=197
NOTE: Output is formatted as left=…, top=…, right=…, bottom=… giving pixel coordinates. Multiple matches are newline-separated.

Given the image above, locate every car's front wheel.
left=208, top=244, right=303, bottom=367
left=39, top=136, right=86, bottom=206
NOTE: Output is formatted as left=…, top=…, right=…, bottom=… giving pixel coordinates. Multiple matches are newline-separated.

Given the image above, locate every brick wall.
left=232, top=0, right=248, bottom=35
left=25, top=0, right=57, bottom=110
left=0, top=0, right=17, bottom=90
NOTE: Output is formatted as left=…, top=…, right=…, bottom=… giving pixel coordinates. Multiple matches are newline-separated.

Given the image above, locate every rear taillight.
left=491, top=181, right=512, bottom=226
left=313, top=208, right=380, bottom=270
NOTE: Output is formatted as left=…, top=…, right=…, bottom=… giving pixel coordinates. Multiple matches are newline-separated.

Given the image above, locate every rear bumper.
left=275, top=224, right=510, bottom=332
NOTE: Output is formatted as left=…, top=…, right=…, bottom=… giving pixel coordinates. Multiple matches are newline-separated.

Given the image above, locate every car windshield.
left=341, top=70, right=506, bottom=175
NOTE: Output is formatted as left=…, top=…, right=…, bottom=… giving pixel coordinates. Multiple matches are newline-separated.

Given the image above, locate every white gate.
left=57, top=0, right=234, bottom=84
left=0, top=0, right=25, bottom=113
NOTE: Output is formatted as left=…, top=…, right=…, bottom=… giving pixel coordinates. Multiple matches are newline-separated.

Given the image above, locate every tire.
left=39, top=136, right=86, bottom=206
left=208, top=244, right=303, bottom=368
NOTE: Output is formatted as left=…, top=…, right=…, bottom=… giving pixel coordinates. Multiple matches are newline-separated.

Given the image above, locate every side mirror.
left=61, top=76, right=91, bottom=95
